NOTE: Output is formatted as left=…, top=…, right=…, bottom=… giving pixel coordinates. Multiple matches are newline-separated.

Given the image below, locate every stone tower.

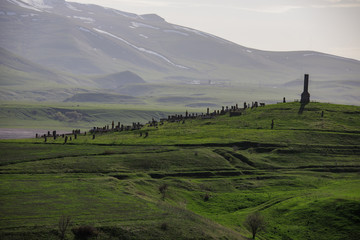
left=300, top=74, right=310, bottom=104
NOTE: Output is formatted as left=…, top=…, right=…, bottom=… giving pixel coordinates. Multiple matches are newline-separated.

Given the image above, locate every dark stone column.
left=300, top=74, right=310, bottom=104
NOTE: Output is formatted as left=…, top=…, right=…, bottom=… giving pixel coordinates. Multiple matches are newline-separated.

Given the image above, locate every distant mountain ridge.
left=1, top=0, right=360, bottom=104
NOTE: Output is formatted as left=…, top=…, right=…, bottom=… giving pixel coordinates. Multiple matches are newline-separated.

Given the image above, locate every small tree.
left=244, top=212, right=266, bottom=239
left=58, top=215, right=71, bottom=240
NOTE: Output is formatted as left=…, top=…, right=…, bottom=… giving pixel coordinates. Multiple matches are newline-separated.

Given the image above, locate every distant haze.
left=69, top=0, right=360, bottom=61
left=2, top=0, right=359, bottom=105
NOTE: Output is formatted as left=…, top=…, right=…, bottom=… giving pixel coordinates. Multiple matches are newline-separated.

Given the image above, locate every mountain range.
left=1, top=0, right=360, bottom=105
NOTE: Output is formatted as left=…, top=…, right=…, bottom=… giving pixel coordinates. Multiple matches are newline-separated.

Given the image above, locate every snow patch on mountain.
left=73, top=16, right=94, bottom=23
left=20, top=13, right=39, bottom=17
left=303, top=52, right=353, bottom=61
left=6, top=0, right=43, bottom=12
left=139, top=34, right=148, bottom=39
left=163, top=30, right=189, bottom=36
left=78, top=26, right=98, bottom=37
left=6, top=11, right=16, bottom=16
left=131, top=22, right=159, bottom=30
left=93, top=28, right=188, bottom=69
left=66, top=3, right=82, bottom=12
left=19, top=0, right=53, bottom=9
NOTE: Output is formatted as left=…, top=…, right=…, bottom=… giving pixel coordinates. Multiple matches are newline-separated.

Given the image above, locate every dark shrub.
left=160, top=222, right=168, bottom=231
left=204, top=193, right=210, bottom=202
left=72, top=225, right=98, bottom=240
left=159, top=184, right=168, bottom=200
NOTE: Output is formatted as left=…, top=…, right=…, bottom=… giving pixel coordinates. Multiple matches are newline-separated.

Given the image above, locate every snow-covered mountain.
left=1, top=0, right=360, bottom=104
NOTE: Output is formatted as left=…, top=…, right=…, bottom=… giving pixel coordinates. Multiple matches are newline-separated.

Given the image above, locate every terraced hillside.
left=0, top=102, right=359, bottom=239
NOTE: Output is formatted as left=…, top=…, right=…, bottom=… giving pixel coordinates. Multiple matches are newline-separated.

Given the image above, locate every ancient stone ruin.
left=299, top=74, right=311, bottom=114
left=300, top=74, right=310, bottom=104
left=86, top=98, right=269, bottom=136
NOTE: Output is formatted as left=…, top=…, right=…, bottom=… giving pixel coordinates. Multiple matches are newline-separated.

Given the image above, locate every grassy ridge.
left=0, top=102, right=359, bottom=239
left=13, top=102, right=359, bottom=145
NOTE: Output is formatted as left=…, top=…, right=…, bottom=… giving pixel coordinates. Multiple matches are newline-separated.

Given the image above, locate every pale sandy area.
left=0, top=128, right=69, bottom=139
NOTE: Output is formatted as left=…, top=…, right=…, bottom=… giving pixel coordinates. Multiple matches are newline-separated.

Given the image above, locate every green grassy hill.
left=0, top=102, right=359, bottom=239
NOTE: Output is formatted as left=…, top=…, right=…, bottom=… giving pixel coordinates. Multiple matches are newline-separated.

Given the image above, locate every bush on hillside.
left=159, top=184, right=168, bottom=200
left=160, top=222, right=168, bottom=231
left=71, top=225, right=98, bottom=240
left=203, top=193, right=210, bottom=202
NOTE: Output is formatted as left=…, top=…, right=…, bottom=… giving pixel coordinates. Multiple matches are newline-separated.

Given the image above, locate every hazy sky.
left=70, top=0, right=360, bottom=60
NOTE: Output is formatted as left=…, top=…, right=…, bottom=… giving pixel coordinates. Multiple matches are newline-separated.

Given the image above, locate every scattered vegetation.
left=0, top=102, right=359, bottom=239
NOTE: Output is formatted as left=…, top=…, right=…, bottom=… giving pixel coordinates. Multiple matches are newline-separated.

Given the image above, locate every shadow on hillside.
left=298, top=103, right=307, bottom=114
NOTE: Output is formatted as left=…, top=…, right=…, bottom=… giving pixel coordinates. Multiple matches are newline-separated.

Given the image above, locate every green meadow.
left=0, top=102, right=359, bottom=239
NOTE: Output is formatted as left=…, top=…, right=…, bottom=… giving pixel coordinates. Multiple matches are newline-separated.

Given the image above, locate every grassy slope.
left=0, top=102, right=359, bottom=240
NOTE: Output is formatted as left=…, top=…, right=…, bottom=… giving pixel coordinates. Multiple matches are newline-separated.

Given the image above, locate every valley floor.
left=0, top=128, right=72, bottom=139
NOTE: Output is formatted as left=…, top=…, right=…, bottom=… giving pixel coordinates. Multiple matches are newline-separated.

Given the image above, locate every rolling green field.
left=0, top=102, right=359, bottom=240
